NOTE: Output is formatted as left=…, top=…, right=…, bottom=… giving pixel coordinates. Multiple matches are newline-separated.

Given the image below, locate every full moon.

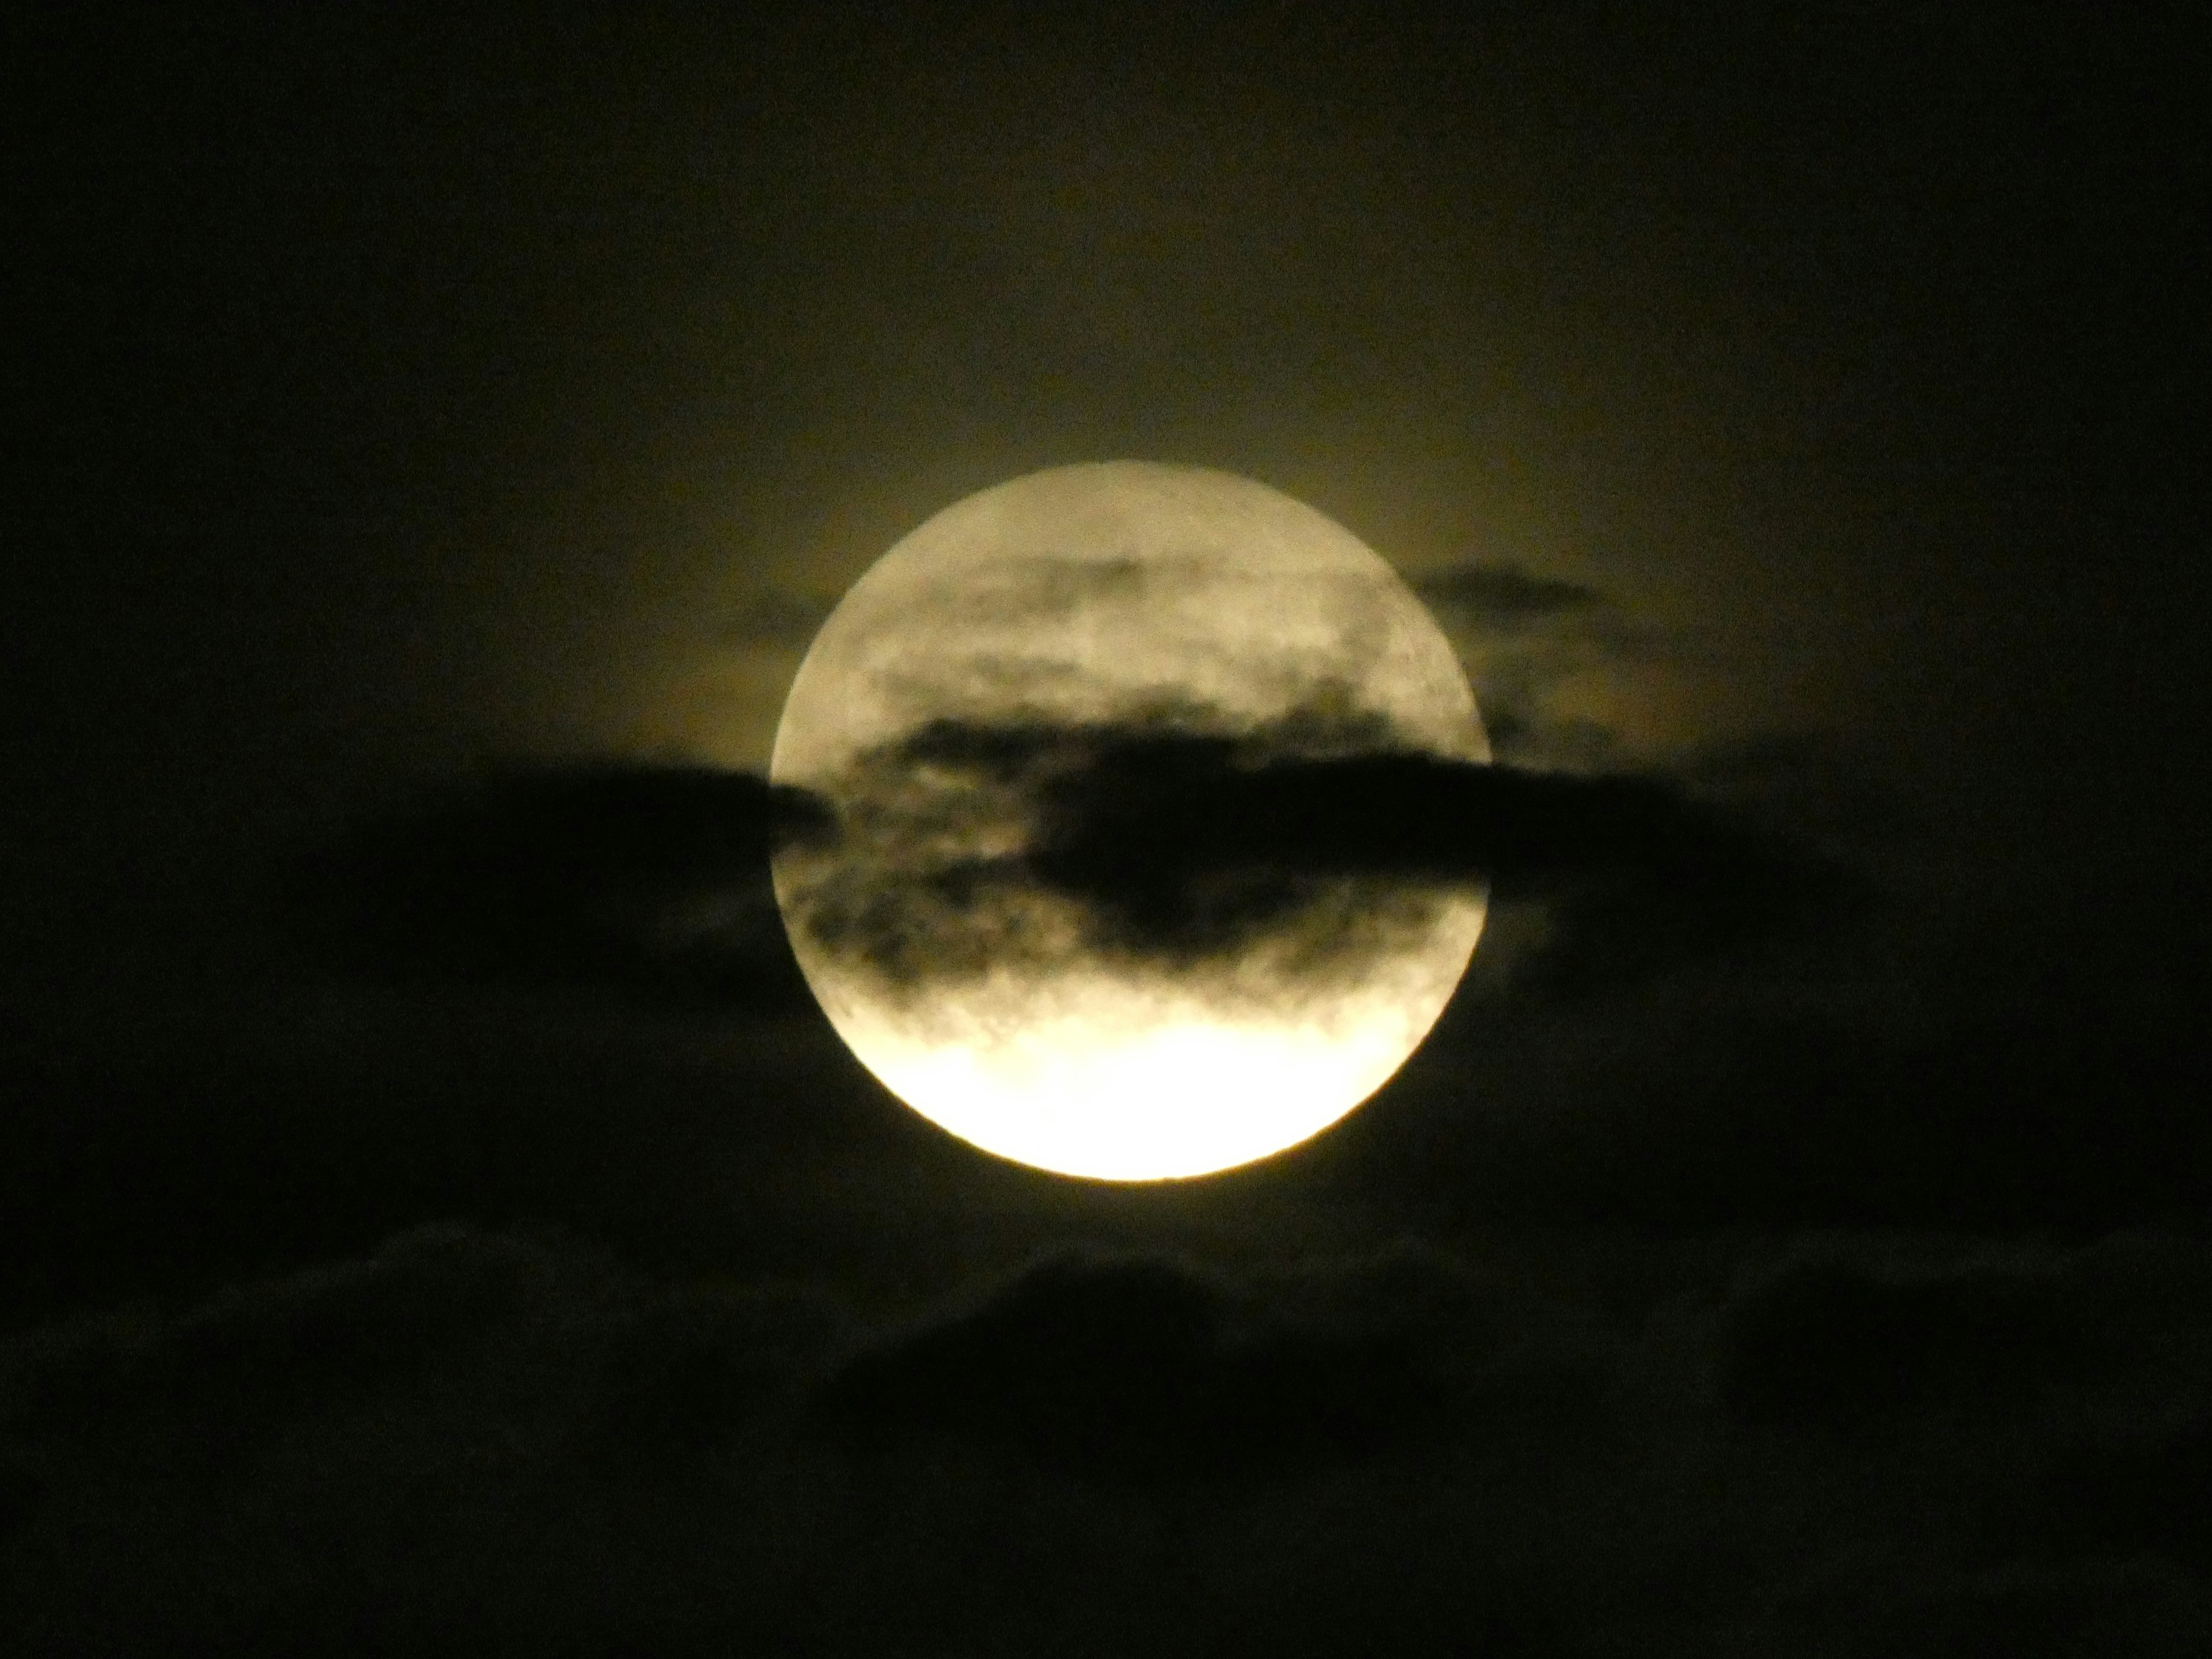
left=771, top=462, right=1486, bottom=1180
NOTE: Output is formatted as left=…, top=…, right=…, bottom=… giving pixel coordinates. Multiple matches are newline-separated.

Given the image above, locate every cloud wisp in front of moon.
left=784, top=694, right=1469, bottom=992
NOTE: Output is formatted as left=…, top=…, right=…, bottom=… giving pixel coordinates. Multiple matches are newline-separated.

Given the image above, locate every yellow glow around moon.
left=771, top=462, right=1484, bottom=1181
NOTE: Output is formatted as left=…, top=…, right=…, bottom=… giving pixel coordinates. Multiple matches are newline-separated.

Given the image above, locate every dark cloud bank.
left=282, top=763, right=832, bottom=1009
left=1415, top=563, right=1606, bottom=624
left=272, top=709, right=1854, bottom=1013
left=789, top=703, right=1856, bottom=998
left=32, top=710, right=2202, bottom=1256
left=6, top=1224, right=2210, bottom=1654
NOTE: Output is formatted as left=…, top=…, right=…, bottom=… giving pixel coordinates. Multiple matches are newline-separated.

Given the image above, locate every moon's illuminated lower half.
left=771, top=462, right=1485, bottom=1180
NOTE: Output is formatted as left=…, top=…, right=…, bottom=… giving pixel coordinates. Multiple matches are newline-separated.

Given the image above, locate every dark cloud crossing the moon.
left=789, top=705, right=1855, bottom=999
left=284, top=719, right=1848, bottom=1012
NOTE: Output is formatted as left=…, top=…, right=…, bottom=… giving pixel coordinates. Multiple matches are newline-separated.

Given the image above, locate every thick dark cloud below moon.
left=7, top=1221, right=2210, bottom=1657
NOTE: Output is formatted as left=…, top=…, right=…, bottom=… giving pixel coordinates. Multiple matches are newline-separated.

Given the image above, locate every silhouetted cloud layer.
left=281, top=712, right=1854, bottom=1014
left=810, top=1246, right=1582, bottom=1483
left=6, top=1225, right=2211, bottom=1654
left=1415, top=563, right=1605, bottom=623
left=792, top=706, right=1855, bottom=995
left=286, top=763, right=831, bottom=1006
left=2, top=1225, right=846, bottom=1479
left=1717, top=1247, right=2120, bottom=1429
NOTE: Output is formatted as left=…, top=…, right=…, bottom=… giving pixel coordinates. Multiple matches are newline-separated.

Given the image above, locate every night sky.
left=5, top=3, right=2211, bottom=1653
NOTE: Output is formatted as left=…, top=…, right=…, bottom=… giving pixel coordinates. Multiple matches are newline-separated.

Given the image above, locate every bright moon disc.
left=771, top=463, right=1486, bottom=1180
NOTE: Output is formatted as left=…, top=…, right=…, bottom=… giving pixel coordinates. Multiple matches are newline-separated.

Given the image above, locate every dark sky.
left=5, top=3, right=2210, bottom=1653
